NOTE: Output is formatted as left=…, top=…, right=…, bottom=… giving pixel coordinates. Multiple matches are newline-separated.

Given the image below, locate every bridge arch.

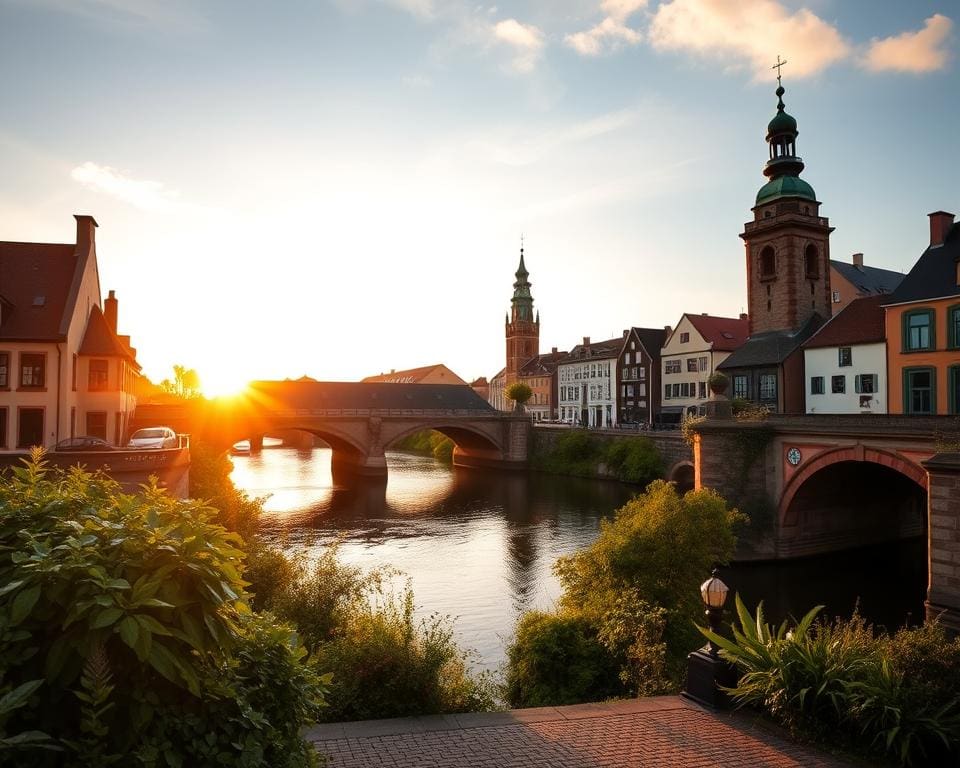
left=780, top=445, right=927, bottom=526
left=383, top=422, right=503, bottom=454
left=667, top=460, right=695, bottom=494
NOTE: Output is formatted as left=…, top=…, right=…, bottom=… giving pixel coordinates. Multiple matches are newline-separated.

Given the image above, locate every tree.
left=159, top=364, right=203, bottom=399
left=505, top=382, right=533, bottom=409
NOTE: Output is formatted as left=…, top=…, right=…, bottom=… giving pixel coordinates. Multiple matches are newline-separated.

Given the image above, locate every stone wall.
left=924, top=453, right=960, bottom=633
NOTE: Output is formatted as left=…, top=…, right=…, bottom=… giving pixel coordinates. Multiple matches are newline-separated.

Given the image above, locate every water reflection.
left=231, top=447, right=634, bottom=671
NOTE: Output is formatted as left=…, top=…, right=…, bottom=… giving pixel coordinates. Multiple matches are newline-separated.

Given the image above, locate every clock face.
left=787, top=447, right=802, bottom=466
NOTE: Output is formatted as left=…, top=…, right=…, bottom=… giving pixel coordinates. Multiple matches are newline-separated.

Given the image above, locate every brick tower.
left=740, top=77, right=834, bottom=336
left=505, top=243, right=539, bottom=382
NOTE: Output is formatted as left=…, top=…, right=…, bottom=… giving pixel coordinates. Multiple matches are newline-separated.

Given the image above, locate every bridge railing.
left=267, top=408, right=519, bottom=418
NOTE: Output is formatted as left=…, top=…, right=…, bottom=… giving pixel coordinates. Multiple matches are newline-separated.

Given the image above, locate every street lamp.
left=700, top=568, right=729, bottom=656
left=682, top=568, right=737, bottom=709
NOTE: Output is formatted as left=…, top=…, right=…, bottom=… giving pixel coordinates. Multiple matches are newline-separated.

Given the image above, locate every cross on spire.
left=771, top=55, right=788, bottom=85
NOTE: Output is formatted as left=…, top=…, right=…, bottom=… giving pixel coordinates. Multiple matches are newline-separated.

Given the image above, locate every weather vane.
left=772, top=55, right=788, bottom=85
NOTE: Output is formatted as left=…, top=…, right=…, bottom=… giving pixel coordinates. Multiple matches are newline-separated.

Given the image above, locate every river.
left=230, top=446, right=927, bottom=673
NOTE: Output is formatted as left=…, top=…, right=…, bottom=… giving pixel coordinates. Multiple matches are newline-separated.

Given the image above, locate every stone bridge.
left=693, top=412, right=960, bottom=630
left=134, top=381, right=531, bottom=479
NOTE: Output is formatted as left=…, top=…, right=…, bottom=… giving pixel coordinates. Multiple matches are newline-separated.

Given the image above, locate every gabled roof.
left=362, top=363, right=467, bottom=385
left=563, top=336, right=622, bottom=362
left=0, top=241, right=82, bottom=341
left=519, top=350, right=569, bottom=376
left=629, top=327, right=668, bottom=360
left=885, top=222, right=960, bottom=305
left=78, top=305, right=140, bottom=367
left=803, top=295, right=886, bottom=349
left=830, top=260, right=905, bottom=296
left=684, top=313, right=750, bottom=351
left=718, top=314, right=822, bottom=369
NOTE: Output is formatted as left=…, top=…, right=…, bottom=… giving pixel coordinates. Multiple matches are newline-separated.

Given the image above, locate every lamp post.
left=682, top=568, right=737, bottom=709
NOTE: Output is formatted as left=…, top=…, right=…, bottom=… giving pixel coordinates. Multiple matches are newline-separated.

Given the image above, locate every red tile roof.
left=685, top=314, right=750, bottom=351
left=362, top=363, right=466, bottom=385
left=803, top=295, right=886, bottom=349
left=0, top=241, right=81, bottom=341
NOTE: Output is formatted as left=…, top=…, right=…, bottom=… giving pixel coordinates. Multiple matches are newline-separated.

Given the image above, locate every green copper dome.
left=755, top=175, right=816, bottom=205
left=767, top=108, right=797, bottom=138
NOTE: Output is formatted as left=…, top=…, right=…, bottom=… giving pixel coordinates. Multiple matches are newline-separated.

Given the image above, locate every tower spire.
left=511, top=238, right=534, bottom=323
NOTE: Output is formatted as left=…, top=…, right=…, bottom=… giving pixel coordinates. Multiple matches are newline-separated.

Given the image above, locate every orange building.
left=884, top=211, right=960, bottom=415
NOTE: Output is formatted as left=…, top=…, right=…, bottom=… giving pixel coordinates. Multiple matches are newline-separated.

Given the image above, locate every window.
left=832, top=375, right=846, bottom=394
left=733, top=375, right=748, bottom=399
left=838, top=347, right=852, bottom=367
left=672, top=384, right=681, bottom=398
left=760, top=246, right=776, bottom=278
left=20, top=353, right=45, bottom=388
left=88, top=359, right=109, bottom=391
left=630, top=367, right=638, bottom=379
left=811, top=376, right=825, bottom=395
left=903, top=309, right=934, bottom=351
left=699, top=356, right=708, bottom=371
left=665, top=359, right=681, bottom=374
left=855, top=374, right=877, bottom=394
left=950, top=365, right=960, bottom=415
left=638, top=383, right=646, bottom=396
left=622, top=367, right=628, bottom=380
left=0, top=352, right=7, bottom=388
left=17, top=408, right=43, bottom=448
left=664, top=384, right=671, bottom=400
left=759, top=374, right=777, bottom=401
left=949, top=305, right=960, bottom=349
left=638, top=367, right=645, bottom=380
left=0, top=408, right=6, bottom=447
left=680, top=383, right=690, bottom=398
left=832, top=290, right=841, bottom=303
left=698, top=382, right=706, bottom=399
left=804, top=244, right=819, bottom=279
left=687, top=358, right=698, bottom=372
left=904, top=368, right=935, bottom=414
left=680, top=332, right=689, bottom=343
left=86, top=412, right=107, bottom=440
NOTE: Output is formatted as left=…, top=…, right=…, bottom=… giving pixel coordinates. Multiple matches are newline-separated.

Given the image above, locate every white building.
left=557, top=336, right=620, bottom=428
left=660, top=313, right=749, bottom=421
left=802, top=295, right=887, bottom=414
left=0, top=215, right=141, bottom=450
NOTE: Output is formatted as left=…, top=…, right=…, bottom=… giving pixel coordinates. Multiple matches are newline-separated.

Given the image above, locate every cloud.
left=565, top=0, right=645, bottom=56
left=71, top=162, right=182, bottom=212
left=647, top=0, right=850, bottom=79
left=493, top=19, right=545, bottom=73
left=861, top=14, right=953, bottom=74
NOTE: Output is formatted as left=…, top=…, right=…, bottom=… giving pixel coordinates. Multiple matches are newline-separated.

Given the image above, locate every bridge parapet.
left=924, top=453, right=960, bottom=634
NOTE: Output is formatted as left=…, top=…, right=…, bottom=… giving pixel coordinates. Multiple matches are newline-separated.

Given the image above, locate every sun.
left=199, top=368, right=250, bottom=399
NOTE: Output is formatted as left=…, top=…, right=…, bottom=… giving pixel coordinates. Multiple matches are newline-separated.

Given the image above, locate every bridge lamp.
left=700, top=569, right=729, bottom=656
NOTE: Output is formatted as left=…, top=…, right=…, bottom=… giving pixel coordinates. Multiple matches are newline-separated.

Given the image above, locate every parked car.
left=127, top=427, right=178, bottom=449
left=53, top=436, right=115, bottom=452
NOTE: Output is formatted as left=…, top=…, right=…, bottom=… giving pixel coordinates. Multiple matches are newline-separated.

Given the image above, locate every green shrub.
left=532, top=431, right=603, bottom=477
left=603, top=438, right=663, bottom=486
left=313, top=586, right=496, bottom=722
left=703, top=597, right=960, bottom=767
left=0, top=456, right=325, bottom=767
left=506, top=611, right=620, bottom=707
left=189, top=441, right=263, bottom=540
left=504, top=382, right=532, bottom=406
left=392, top=430, right=455, bottom=465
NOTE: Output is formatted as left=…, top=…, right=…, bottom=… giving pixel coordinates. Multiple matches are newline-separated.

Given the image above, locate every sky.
left=1, top=0, right=957, bottom=395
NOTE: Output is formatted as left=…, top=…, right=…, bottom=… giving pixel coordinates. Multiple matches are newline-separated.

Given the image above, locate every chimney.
left=664, top=325, right=672, bottom=337
left=929, top=211, right=955, bottom=247
left=583, top=336, right=590, bottom=346
left=104, top=289, right=118, bottom=333
left=623, top=329, right=629, bottom=338
left=551, top=346, right=558, bottom=356
left=852, top=252, right=864, bottom=268
left=74, top=214, right=98, bottom=253
left=739, top=313, right=748, bottom=322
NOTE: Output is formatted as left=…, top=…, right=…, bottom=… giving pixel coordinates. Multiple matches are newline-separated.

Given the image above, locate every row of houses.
left=486, top=81, right=960, bottom=424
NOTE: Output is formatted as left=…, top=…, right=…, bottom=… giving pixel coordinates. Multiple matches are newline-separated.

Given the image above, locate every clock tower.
left=505, top=243, right=539, bottom=382
left=740, top=78, right=834, bottom=336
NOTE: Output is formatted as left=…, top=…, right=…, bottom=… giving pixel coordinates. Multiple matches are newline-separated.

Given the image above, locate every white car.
left=127, top=426, right=179, bottom=449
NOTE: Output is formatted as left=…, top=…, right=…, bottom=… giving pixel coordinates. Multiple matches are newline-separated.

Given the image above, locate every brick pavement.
left=307, top=696, right=855, bottom=768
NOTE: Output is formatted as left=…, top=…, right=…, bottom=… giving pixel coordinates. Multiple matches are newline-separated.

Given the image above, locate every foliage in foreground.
left=391, top=430, right=455, bottom=464
left=532, top=431, right=664, bottom=485
left=506, top=481, right=741, bottom=707
left=246, top=545, right=497, bottom=722
left=0, top=456, right=327, bottom=767
left=702, top=596, right=960, bottom=767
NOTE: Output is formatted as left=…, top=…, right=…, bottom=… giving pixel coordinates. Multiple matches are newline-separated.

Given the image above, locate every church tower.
left=505, top=243, right=539, bottom=381
left=740, top=74, right=834, bottom=336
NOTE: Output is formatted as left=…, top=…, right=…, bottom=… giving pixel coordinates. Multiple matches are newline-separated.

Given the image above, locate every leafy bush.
left=532, top=431, right=602, bottom=477
left=506, top=481, right=742, bottom=706
left=702, top=596, right=960, bottom=767
left=391, top=430, right=455, bottom=465
left=313, top=586, right=496, bottom=722
left=504, top=382, right=532, bottom=405
left=506, top=612, right=619, bottom=707
left=189, top=441, right=263, bottom=540
left=0, top=456, right=325, bottom=767
left=603, top=438, right=663, bottom=485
